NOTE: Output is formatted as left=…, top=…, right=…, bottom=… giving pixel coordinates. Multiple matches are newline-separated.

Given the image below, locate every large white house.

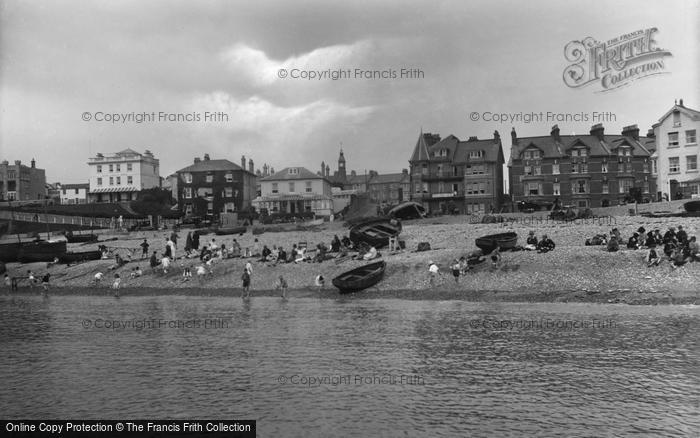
left=58, top=183, right=89, bottom=204
left=87, top=149, right=160, bottom=203
left=253, top=167, right=333, bottom=217
left=652, top=99, right=700, bottom=199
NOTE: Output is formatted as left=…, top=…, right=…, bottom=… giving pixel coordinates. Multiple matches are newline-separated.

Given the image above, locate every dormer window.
left=469, top=150, right=484, bottom=159
left=288, top=168, right=299, bottom=175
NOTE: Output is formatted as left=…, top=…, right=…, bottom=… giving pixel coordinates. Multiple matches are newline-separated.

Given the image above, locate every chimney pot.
left=621, top=124, right=640, bottom=140
left=493, top=130, right=500, bottom=142
left=510, top=127, right=517, bottom=145
left=241, top=155, right=246, bottom=168
left=31, top=158, right=36, bottom=168
left=203, top=153, right=210, bottom=161
left=590, top=123, right=605, bottom=140
left=679, top=98, right=684, bottom=107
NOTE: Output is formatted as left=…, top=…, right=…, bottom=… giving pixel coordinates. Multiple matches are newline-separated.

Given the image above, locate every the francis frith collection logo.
left=563, top=27, right=672, bottom=92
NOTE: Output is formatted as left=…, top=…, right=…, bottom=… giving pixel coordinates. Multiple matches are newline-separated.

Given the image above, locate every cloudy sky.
left=1, top=0, right=697, bottom=183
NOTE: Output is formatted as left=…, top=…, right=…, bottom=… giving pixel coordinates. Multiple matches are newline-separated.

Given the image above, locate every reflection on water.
left=0, top=295, right=698, bottom=437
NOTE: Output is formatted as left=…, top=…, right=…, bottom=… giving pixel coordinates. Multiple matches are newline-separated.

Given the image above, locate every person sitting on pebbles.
left=537, top=235, right=556, bottom=253
left=490, top=246, right=502, bottom=267
left=314, top=274, right=325, bottom=289
left=428, top=261, right=439, bottom=286
left=524, top=231, right=538, bottom=251
left=688, top=236, right=699, bottom=262
left=362, top=246, right=378, bottom=261
left=627, top=232, right=641, bottom=250
left=646, top=243, right=660, bottom=267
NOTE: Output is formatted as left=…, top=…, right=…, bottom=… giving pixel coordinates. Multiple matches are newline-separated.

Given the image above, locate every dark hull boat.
left=388, top=202, right=426, bottom=220
left=17, top=241, right=67, bottom=263
left=58, top=250, right=102, bottom=264
left=214, top=226, right=247, bottom=236
left=475, top=232, right=518, bottom=253
left=349, top=218, right=402, bottom=249
left=332, top=260, right=386, bottom=294
left=66, top=233, right=98, bottom=243
left=0, top=242, right=22, bottom=263
left=684, top=200, right=700, bottom=213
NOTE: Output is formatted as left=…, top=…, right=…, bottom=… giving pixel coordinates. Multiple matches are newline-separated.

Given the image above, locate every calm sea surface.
left=0, top=294, right=698, bottom=437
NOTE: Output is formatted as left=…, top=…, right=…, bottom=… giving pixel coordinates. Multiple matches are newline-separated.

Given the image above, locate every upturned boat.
left=17, top=240, right=68, bottom=263
left=332, top=260, right=386, bottom=294
left=349, top=218, right=402, bottom=248
left=683, top=200, right=700, bottom=213
left=475, top=232, right=518, bottom=253
left=58, top=250, right=102, bottom=264
left=214, top=226, right=247, bottom=236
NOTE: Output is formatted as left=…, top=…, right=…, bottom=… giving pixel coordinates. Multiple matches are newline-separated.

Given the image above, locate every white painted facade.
left=87, top=149, right=160, bottom=202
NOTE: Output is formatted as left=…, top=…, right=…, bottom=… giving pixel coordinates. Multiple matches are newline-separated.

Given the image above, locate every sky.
left=0, top=0, right=698, bottom=183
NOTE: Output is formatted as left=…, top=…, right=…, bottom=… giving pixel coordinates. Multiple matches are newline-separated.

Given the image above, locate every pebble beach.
left=4, top=213, right=699, bottom=305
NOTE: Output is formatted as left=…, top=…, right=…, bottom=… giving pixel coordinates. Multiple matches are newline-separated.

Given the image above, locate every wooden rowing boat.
left=332, top=260, right=386, bottom=294
left=349, top=218, right=402, bottom=249
left=17, top=240, right=67, bottom=263
left=58, top=250, right=102, bottom=264
left=684, top=200, right=700, bottom=213
left=66, top=233, right=98, bottom=243
left=214, top=226, right=247, bottom=236
left=475, top=232, right=518, bottom=253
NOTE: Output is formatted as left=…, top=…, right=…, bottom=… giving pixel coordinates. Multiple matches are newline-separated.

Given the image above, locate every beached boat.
left=214, top=226, right=247, bottom=236
left=17, top=241, right=67, bottom=263
left=349, top=218, right=402, bottom=248
left=475, top=232, right=518, bottom=253
left=0, top=242, right=22, bottom=263
left=65, top=233, right=98, bottom=243
left=332, top=260, right=386, bottom=294
left=388, top=201, right=426, bottom=220
left=58, top=250, right=102, bottom=264
left=683, top=200, right=700, bottom=213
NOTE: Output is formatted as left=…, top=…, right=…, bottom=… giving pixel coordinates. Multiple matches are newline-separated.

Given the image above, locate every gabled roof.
left=116, top=148, right=141, bottom=156
left=60, top=183, right=89, bottom=190
left=410, top=131, right=441, bottom=162
left=655, top=102, right=700, bottom=126
left=511, top=134, right=653, bottom=160
left=452, top=138, right=503, bottom=164
left=177, top=159, right=247, bottom=174
left=261, top=167, right=327, bottom=182
left=368, top=172, right=409, bottom=184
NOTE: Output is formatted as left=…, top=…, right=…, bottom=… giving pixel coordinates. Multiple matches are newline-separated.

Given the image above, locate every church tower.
left=338, top=149, right=347, bottom=181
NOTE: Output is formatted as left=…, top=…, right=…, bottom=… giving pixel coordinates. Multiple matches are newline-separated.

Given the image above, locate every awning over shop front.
left=89, top=186, right=140, bottom=193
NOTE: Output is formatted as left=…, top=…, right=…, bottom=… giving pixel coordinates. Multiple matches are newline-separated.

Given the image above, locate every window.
left=75, top=188, right=79, bottom=194
left=224, top=187, right=233, bottom=197
left=579, top=163, right=588, bottom=173
left=271, top=183, right=278, bottom=194
left=116, top=177, right=121, bottom=185
left=184, top=187, right=192, bottom=199
left=643, top=181, right=650, bottom=193
left=127, top=176, right=133, bottom=185
left=652, top=159, right=657, bottom=174
left=109, top=177, right=114, bottom=185
left=668, top=132, right=679, bottom=147
left=469, top=150, right=483, bottom=159
left=207, top=202, right=213, bottom=215
left=619, top=179, right=633, bottom=194
left=436, top=164, right=443, bottom=176
left=96, top=178, right=102, bottom=186
left=452, top=166, right=459, bottom=177
left=205, top=174, right=213, bottom=183
left=289, top=182, right=295, bottom=192
left=116, top=164, right=120, bottom=172
left=576, top=148, right=587, bottom=157
left=602, top=182, right=609, bottom=194
left=288, top=168, right=299, bottom=175
left=669, top=157, right=680, bottom=173
left=687, top=155, right=698, bottom=171
left=421, top=164, right=428, bottom=175
left=305, top=181, right=312, bottom=193
left=127, top=163, right=132, bottom=171
left=183, top=173, right=192, bottom=183
left=578, top=200, right=588, bottom=208
left=686, top=130, right=697, bottom=145
left=576, top=180, right=587, bottom=194
left=553, top=183, right=560, bottom=196
left=224, top=202, right=236, bottom=213
left=466, top=164, right=485, bottom=175
left=552, top=162, right=559, bottom=175
left=97, top=165, right=102, bottom=173
left=534, top=166, right=541, bottom=175
left=601, top=162, right=608, bottom=173
left=524, top=166, right=532, bottom=176
left=528, top=183, right=540, bottom=195
left=225, top=173, right=233, bottom=182
left=571, top=163, right=578, bottom=174
left=109, top=164, right=113, bottom=172
left=672, top=110, right=680, bottom=127
left=7, top=170, right=16, bottom=179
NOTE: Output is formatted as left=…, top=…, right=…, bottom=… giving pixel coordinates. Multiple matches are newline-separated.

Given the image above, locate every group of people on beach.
left=588, top=225, right=699, bottom=268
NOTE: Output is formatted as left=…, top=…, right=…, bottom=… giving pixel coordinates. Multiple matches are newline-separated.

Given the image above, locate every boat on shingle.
left=475, top=232, right=518, bottom=253
left=349, top=218, right=401, bottom=249
left=332, top=260, right=386, bottom=294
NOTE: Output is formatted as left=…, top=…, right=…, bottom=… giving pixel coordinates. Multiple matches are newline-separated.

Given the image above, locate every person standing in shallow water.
left=241, top=268, right=251, bottom=298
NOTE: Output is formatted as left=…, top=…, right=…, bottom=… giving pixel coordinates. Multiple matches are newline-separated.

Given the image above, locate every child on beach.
left=451, top=259, right=461, bottom=283
left=241, top=269, right=251, bottom=298
left=161, top=256, right=171, bottom=274
left=428, top=261, right=439, bottom=286
left=182, top=267, right=192, bottom=281
left=27, top=270, right=36, bottom=287
left=140, top=239, right=149, bottom=259
left=41, top=273, right=50, bottom=294
left=94, top=272, right=104, bottom=284
left=646, top=244, right=660, bottom=267
left=276, top=276, right=288, bottom=298
left=112, top=274, right=121, bottom=295
left=315, top=274, right=325, bottom=289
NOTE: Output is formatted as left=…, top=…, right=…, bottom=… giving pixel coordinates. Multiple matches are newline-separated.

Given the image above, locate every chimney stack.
left=621, top=124, right=640, bottom=140
left=14, top=160, right=21, bottom=166
left=679, top=98, right=684, bottom=107
left=325, top=165, right=330, bottom=177
left=511, top=127, right=517, bottom=145
left=589, top=123, right=605, bottom=140
left=647, top=128, right=655, bottom=138
left=493, top=130, right=500, bottom=143
left=550, top=125, right=560, bottom=142
left=467, top=136, right=478, bottom=142
left=241, top=155, right=246, bottom=168
left=402, top=168, right=408, bottom=175
left=31, top=158, right=36, bottom=168
left=248, top=159, right=254, bottom=173
left=194, top=157, right=201, bottom=164
left=203, top=153, right=210, bottom=161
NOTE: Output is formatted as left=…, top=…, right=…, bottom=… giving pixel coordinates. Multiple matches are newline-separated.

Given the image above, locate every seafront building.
left=367, top=169, right=411, bottom=204
left=58, top=183, right=89, bottom=204
left=409, top=131, right=505, bottom=214
left=651, top=99, right=700, bottom=199
left=87, top=149, right=160, bottom=203
left=253, top=166, right=334, bottom=217
left=0, top=158, right=46, bottom=201
left=321, top=150, right=369, bottom=193
left=175, top=154, right=257, bottom=219
left=508, top=124, right=656, bottom=208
